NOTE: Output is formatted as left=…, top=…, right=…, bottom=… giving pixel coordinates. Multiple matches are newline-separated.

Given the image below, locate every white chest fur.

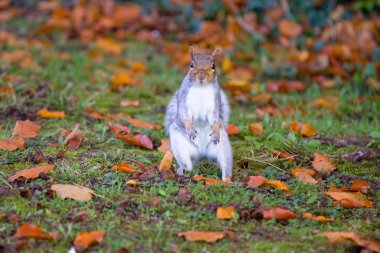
left=186, top=84, right=215, bottom=125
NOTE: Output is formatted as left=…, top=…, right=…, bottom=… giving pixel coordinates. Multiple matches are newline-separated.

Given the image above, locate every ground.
left=1, top=15, right=380, bottom=253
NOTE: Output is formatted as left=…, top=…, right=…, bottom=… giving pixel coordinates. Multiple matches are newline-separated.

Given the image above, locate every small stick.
left=64, top=123, right=80, bottom=144
left=242, top=157, right=286, bottom=172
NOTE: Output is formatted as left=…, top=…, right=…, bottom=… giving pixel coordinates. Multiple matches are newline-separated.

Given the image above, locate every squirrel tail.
left=164, top=91, right=178, bottom=135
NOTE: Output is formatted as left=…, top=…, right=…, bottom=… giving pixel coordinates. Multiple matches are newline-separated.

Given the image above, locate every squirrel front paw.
left=186, top=127, right=197, bottom=140
left=209, top=131, right=220, bottom=145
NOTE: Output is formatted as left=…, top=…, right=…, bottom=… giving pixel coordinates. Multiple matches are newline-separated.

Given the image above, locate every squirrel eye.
left=212, top=63, right=215, bottom=69
left=190, top=63, right=194, bottom=68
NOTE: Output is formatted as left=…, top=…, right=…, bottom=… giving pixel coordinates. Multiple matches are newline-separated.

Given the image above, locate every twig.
left=224, top=0, right=256, bottom=35
left=64, top=123, right=80, bottom=144
left=242, top=157, right=286, bottom=172
left=280, top=0, right=294, bottom=20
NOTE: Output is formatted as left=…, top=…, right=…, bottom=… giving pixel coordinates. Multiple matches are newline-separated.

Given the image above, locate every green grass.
left=1, top=19, right=380, bottom=253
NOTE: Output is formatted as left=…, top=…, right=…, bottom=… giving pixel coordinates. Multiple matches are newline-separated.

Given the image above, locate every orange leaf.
left=109, top=122, right=130, bottom=136
left=266, top=80, right=305, bottom=93
left=159, top=150, right=173, bottom=171
left=278, top=20, right=302, bottom=39
left=226, top=123, right=240, bottom=135
left=74, top=231, right=106, bottom=251
left=0, top=85, right=14, bottom=94
left=126, top=180, right=140, bottom=186
left=325, top=187, right=372, bottom=208
left=193, top=175, right=234, bottom=186
left=128, top=118, right=162, bottom=130
left=248, top=123, right=263, bottom=136
left=12, top=120, right=41, bottom=139
left=322, top=231, right=380, bottom=252
left=177, top=231, right=234, bottom=243
left=349, top=180, right=370, bottom=194
left=300, top=123, right=317, bottom=137
left=250, top=93, right=272, bottom=104
left=290, top=121, right=301, bottom=132
left=0, top=138, right=24, bottom=151
left=291, top=168, right=316, bottom=178
left=37, top=109, right=65, bottom=119
left=116, top=132, right=153, bottom=150
left=14, top=224, right=57, bottom=240
left=247, top=176, right=266, bottom=189
left=112, top=162, right=135, bottom=173
left=95, top=38, right=123, bottom=55
left=8, top=164, right=55, bottom=182
left=311, top=97, right=339, bottom=110
left=295, top=173, right=318, bottom=185
left=273, top=150, right=295, bottom=161
left=312, top=153, right=336, bottom=174
left=157, top=139, right=170, bottom=152
left=83, top=108, right=106, bottom=120
left=120, top=100, right=140, bottom=108
left=110, top=73, right=132, bottom=87
left=216, top=206, right=236, bottom=220
left=224, top=79, right=250, bottom=92
left=263, top=208, right=297, bottom=220
left=303, top=213, right=334, bottom=222
left=264, top=180, right=289, bottom=192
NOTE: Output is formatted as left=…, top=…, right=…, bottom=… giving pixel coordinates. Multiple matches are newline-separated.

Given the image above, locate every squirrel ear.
left=212, top=47, right=222, bottom=58
left=189, top=46, right=194, bottom=59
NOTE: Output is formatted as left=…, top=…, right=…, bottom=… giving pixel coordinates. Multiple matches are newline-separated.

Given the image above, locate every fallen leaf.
left=126, top=180, right=140, bottom=186
left=8, top=165, right=55, bottom=182
left=51, top=184, right=93, bottom=201
left=95, top=38, right=123, bottom=55
left=112, top=162, right=135, bottom=173
left=263, top=208, right=297, bottom=220
left=83, top=108, right=106, bottom=120
left=325, top=187, right=372, bottom=208
left=226, top=123, right=240, bottom=135
left=159, top=150, right=173, bottom=171
left=120, top=100, right=140, bottom=107
left=0, top=85, right=14, bottom=94
left=128, top=118, right=162, bottom=130
left=224, top=79, right=250, bottom=92
left=264, top=180, right=289, bottom=193
left=177, top=231, right=234, bottom=243
left=303, top=213, right=334, bottom=222
left=291, top=168, right=316, bottom=178
left=300, top=123, right=318, bottom=137
left=322, top=231, right=380, bottom=252
left=279, top=19, right=302, bottom=39
left=14, top=224, right=57, bottom=240
left=222, top=56, right=232, bottom=73
left=193, top=175, right=234, bottom=186
left=37, top=109, right=65, bottom=119
left=248, top=123, right=263, bottom=136
left=13, top=120, right=41, bottom=139
left=74, top=231, right=105, bottom=251
left=312, top=153, right=336, bottom=174
left=296, top=173, right=318, bottom=185
left=0, top=138, right=24, bottom=151
left=290, top=121, right=301, bottom=132
left=250, top=93, right=272, bottom=104
left=110, top=73, right=132, bottom=88
left=247, top=176, right=266, bottom=189
left=116, top=132, right=154, bottom=150
left=349, top=180, right=370, bottom=194
left=273, top=150, right=295, bottom=161
left=311, top=97, right=339, bottom=110
left=157, top=139, right=170, bottom=152
left=216, top=206, right=236, bottom=220
left=266, top=80, right=305, bottom=93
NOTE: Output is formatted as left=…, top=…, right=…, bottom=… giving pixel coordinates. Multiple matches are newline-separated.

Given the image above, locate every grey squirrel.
left=165, top=46, right=233, bottom=181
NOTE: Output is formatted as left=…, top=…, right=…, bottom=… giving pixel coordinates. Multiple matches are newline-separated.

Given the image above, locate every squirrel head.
left=188, top=46, right=222, bottom=85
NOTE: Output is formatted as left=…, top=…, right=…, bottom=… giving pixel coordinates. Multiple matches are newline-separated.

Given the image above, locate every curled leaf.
left=193, top=175, right=233, bottom=186
left=8, top=165, right=55, bottom=182
left=303, top=213, right=334, bottom=222
left=14, top=224, right=58, bottom=240
left=264, top=180, right=289, bottom=193
left=322, top=231, right=380, bottom=252
left=300, top=123, right=318, bottom=137
left=263, top=208, right=297, bottom=220
left=325, top=187, right=372, bottom=208
left=74, top=231, right=106, bottom=251
left=128, top=118, right=162, bottom=130
left=349, top=180, right=369, bottom=194
left=157, top=139, right=170, bottom=152
left=112, top=162, right=135, bottom=173
left=226, top=124, right=240, bottom=135
left=159, top=150, right=173, bottom=171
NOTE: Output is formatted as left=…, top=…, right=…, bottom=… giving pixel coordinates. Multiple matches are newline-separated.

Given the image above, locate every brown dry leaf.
left=37, top=109, right=65, bottom=119
left=110, top=73, right=132, bottom=88
left=95, top=38, right=123, bottom=55
left=120, top=100, right=140, bottom=108
left=128, top=118, right=162, bottom=130
left=222, top=56, right=232, bottom=73
left=248, top=123, right=263, bottom=136
left=325, top=187, right=372, bottom=208
left=157, top=139, right=170, bottom=152
left=83, top=108, right=106, bottom=120
left=263, top=208, right=297, bottom=220
left=216, top=206, right=237, bottom=220
left=296, top=173, right=318, bottom=185
left=322, top=231, right=380, bottom=253
left=300, top=123, right=318, bottom=137
left=273, top=150, right=295, bottom=161
left=51, top=184, right=93, bottom=201
left=0, top=85, right=14, bottom=94
left=266, top=80, right=305, bottom=93
left=290, top=121, right=301, bottom=132
left=312, top=153, right=336, bottom=174
left=279, top=20, right=302, bottom=39
left=74, top=231, right=106, bottom=251
left=177, top=231, right=234, bottom=243
left=8, top=165, right=55, bottom=182
left=226, top=123, right=239, bottom=135
left=193, top=175, right=234, bottom=186
left=224, top=79, right=250, bottom=92
left=0, top=138, right=24, bottom=151
left=109, top=122, right=153, bottom=149
left=264, top=180, right=290, bottom=193
left=303, top=213, right=334, bottom=222
left=311, top=97, right=339, bottom=110
left=250, top=93, right=272, bottom=104
left=126, top=179, right=140, bottom=186
left=291, top=168, right=316, bottom=178
left=159, top=150, right=173, bottom=171
left=247, top=176, right=266, bottom=189
left=349, top=180, right=370, bottom=194
left=14, top=224, right=58, bottom=240
left=112, top=162, right=135, bottom=173
left=13, top=120, right=41, bottom=139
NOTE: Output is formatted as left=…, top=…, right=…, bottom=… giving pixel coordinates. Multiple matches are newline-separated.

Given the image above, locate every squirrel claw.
left=209, top=132, right=220, bottom=145
left=186, top=128, right=197, bottom=140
